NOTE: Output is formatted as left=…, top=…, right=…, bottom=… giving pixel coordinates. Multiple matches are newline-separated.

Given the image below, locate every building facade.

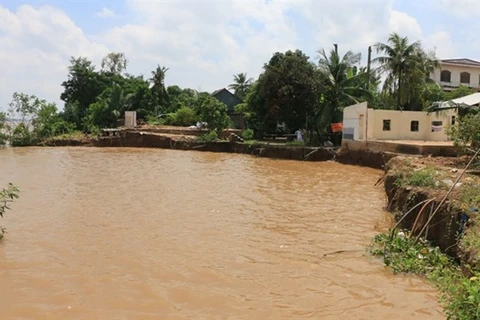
left=430, top=58, right=480, bottom=92
left=343, top=102, right=456, bottom=142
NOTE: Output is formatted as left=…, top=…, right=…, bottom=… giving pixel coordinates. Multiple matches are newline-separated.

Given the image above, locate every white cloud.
left=438, top=0, right=480, bottom=18
left=0, top=1, right=464, bottom=112
left=0, top=4, right=109, bottom=110
left=424, top=31, right=457, bottom=59
left=95, top=7, right=115, bottom=18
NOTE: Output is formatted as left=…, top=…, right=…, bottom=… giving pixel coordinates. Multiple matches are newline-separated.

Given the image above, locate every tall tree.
left=228, top=73, right=253, bottom=100
left=373, top=33, right=439, bottom=111
left=60, top=57, right=107, bottom=130
left=149, top=65, right=170, bottom=110
left=249, top=50, right=322, bottom=135
left=317, top=47, right=370, bottom=132
left=101, top=52, right=128, bottom=75
left=86, top=83, right=133, bottom=130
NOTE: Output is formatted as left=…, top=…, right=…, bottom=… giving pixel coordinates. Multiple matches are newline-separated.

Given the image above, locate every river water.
left=0, top=147, right=443, bottom=319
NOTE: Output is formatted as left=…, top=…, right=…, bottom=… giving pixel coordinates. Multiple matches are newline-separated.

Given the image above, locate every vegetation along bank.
left=2, top=30, right=480, bottom=318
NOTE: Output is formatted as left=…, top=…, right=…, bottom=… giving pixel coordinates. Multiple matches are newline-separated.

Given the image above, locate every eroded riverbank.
left=0, top=147, right=443, bottom=319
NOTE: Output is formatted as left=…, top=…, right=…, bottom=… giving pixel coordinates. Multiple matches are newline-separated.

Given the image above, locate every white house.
left=430, top=58, right=480, bottom=92
left=342, top=102, right=456, bottom=142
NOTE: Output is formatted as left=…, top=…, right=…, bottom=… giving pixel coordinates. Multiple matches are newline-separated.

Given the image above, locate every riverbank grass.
left=370, top=230, right=480, bottom=320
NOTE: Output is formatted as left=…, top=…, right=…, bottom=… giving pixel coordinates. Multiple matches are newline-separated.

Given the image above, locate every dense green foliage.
left=447, top=114, right=480, bottom=149
left=2, top=33, right=478, bottom=146
left=0, top=183, right=19, bottom=240
left=373, top=33, right=439, bottom=111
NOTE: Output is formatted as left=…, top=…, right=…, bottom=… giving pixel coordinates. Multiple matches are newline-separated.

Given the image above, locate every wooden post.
left=367, top=46, right=372, bottom=88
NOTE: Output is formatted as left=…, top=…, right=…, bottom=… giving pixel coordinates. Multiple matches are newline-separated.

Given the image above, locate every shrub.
left=447, top=114, right=480, bottom=150
left=242, top=129, right=254, bottom=141
left=196, top=130, right=218, bottom=142
left=195, top=96, right=231, bottom=133
left=172, top=107, right=196, bottom=126
left=394, top=166, right=442, bottom=188
left=10, top=123, right=36, bottom=146
left=0, top=183, right=19, bottom=240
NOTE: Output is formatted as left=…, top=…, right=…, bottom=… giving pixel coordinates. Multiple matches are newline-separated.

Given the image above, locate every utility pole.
left=334, top=43, right=338, bottom=55
left=367, top=46, right=372, bottom=88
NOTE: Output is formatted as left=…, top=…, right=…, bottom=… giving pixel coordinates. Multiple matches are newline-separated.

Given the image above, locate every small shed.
left=211, top=88, right=245, bottom=129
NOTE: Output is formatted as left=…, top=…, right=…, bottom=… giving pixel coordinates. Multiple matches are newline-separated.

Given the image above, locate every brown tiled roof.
left=441, top=58, right=480, bottom=67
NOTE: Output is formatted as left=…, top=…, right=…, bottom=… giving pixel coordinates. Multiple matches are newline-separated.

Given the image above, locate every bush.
left=447, top=114, right=480, bottom=150
left=0, top=183, right=19, bottom=240
left=195, top=96, right=231, bottom=133
left=196, top=130, right=218, bottom=142
left=10, top=123, right=36, bottom=146
left=242, top=129, right=254, bottom=141
left=394, top=166, right=443, bottom=188
left=172, top=107, right=196, bottom=126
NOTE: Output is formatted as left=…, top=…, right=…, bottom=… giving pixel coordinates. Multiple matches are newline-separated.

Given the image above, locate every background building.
left=430, top=58, right=480, bottom=92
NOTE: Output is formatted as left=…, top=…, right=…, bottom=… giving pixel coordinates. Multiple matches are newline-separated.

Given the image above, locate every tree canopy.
left=2, top=33, right=476, bottom=147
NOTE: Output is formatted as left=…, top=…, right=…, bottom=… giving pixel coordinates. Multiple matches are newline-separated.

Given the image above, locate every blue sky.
left=1, top=0, right=479, bottom=110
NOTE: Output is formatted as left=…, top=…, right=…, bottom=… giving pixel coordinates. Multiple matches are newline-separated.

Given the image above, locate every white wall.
left=342, top=102, right=367, bottom=141
left=366, top=109, right=455, bottom=141
left=431, top=63, right=480, bottom=90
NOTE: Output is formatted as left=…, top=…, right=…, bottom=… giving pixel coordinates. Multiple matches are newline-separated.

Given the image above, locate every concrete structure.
left=430, top=58, right=480, bottom=92
left=211, top=88, right=245, bottom=129
left=343, top=102, right=456, bottom=142
left=124, top=111, right=137, bottom=128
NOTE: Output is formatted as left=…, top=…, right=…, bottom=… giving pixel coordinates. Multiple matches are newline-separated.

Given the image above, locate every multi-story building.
left=430, top=58, right=480, bottom=92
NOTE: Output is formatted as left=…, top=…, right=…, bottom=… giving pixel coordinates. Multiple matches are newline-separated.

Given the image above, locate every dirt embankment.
left=93, top=131, right=336, bottom=161
left=381, top=156, right=480, bottom=272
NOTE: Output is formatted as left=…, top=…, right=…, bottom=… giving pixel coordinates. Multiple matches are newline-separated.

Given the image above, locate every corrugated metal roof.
left=450, top=92, right=480, bottom=106
left=437, top=92, right=480, bottom=109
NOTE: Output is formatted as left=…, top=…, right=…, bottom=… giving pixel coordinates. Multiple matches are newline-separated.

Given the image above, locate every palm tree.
left=149, top=65, right=170, bottom=109
left=373, top=33, right=438, bottom=110
left=317, top=47, right=370, bottom=132
left=228, top=73, right=253, bottom=100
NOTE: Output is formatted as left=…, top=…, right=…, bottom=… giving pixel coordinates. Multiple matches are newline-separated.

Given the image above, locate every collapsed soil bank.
left=381, top=156, right=480, bottom=274
left=92, top=131, right=337, bottom=162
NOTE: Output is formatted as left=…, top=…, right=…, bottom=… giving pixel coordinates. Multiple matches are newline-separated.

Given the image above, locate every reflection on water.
left=0, top=147, right=443, bottom=319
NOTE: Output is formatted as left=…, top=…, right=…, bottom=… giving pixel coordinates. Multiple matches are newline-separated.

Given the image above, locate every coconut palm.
left=149, top=65, right=170, bottom=109
left=228, top=73, right=253, bottom=100
left=317, top=47, right=370, bottom=131
left=373, top=33, right=438, bottom=110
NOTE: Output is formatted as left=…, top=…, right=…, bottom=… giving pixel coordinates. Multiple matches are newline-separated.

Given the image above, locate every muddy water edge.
left=0, top=147, right=443, bottom=319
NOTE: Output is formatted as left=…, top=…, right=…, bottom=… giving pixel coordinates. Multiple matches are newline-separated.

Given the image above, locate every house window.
left=383, top=119, right=391, bottom=131
left=451, top=116, right=456, bottom=125
left=460, top=72, right=470, bottom=84
left=410, top=120, right=419, bottom=132
left=431, top=121, right=443, bottom=132
left=440, top=70, right=451, bottom=82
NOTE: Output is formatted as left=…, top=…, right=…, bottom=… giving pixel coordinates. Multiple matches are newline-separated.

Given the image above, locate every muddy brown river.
left=0, top=147, right=443, bottom=319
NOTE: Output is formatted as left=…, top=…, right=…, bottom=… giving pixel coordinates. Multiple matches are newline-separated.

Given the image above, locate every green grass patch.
left=371, top=230, right=480, bottom=319
left=196, top=130, right=218, bottom=143
left=49, top=131, right=92, bottom=141
left=393, top=165, right=446, bottom=189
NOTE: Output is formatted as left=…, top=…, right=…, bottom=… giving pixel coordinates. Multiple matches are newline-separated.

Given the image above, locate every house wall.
left=342, top=101, right=458, bottom=142
left=431, top=64, right=480, bottom=90
left=342, top=102, right=368, bottom=141
left=366, top=109, right=455, bottom=141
